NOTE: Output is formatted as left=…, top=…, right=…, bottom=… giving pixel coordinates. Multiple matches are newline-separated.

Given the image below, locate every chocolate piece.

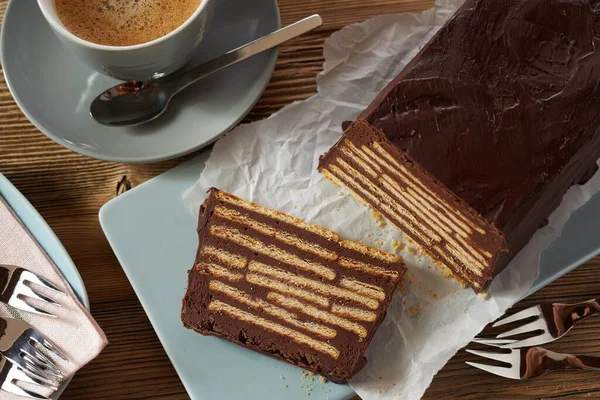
left=181, top=188, right=406, bottom=383
left=319, top=0, right=600, bottom=292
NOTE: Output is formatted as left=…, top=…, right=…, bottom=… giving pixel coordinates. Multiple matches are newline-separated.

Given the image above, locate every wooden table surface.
left=1, top=0, right=599, bottom=399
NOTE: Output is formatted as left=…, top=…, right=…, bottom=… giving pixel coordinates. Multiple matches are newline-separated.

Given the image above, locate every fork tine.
left=4, top=356, right=57, bottom=387
left=4, top=362, right=55, bottom=399
left=3, top=386, right=50, bottom=400
left=500, top=333, right=555, bottom=349
left=29, top=333, right=68, bottom=362
left=465, top=348, right=514, bottom=363
left=24, top=348, right=53, bottom=368
left=21, top=374, right=56, bottom=390
left=465, top=361, right=520, bottom=380
left=471, top=338, right=517, bottom=347
left=25, top=289, right=61, bottom=307
left=11, top=297, right=56, bottom=318
left=492, top=306, right=542, bottom=327
left=21, top=349, right=63, bottom=379
left=17, top=388, right=50, bottom=399
left=33, top=277, right=65, bottom=296
left=21, top=271, right=65, bottom=296
left=19, top=359, right=60, bottom=387
left=22, top=303, right=55, bottom=318
left=496, top=318, right=547, bottom=339
left=17, top=282, right=60, bottom=306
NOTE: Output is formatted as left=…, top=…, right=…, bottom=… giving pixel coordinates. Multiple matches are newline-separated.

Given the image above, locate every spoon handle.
left=170, top=14, right=323, bottom=93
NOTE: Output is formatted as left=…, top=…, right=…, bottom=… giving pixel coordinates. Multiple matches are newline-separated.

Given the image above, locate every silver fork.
left=473, top=298, right=600, bottom=349
left=0, top=317, right=67, bottom=382
left=0, top=355, right=57, bottom=399
left=0, top=264, right=66, bottom=317
left=466, top=345, right=600, bottom=380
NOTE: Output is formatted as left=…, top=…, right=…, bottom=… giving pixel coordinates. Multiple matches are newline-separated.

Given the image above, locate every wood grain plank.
left=1, top=0, right=599, bottom=399
left=279, top=0, right=435, bottom=27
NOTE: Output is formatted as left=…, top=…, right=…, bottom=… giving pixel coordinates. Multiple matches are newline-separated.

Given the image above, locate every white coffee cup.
left=37, top=0, right=214, bottom=80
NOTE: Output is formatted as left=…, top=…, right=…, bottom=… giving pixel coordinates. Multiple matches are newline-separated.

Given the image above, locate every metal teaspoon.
left=90, top=14, right=322, bottom=127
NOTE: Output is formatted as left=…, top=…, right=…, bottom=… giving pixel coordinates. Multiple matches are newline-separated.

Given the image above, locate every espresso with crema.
left=54, top=0, right=203, bottom=47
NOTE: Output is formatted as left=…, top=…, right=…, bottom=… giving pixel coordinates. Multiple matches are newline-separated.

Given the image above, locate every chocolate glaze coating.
left=323, top=0, right=600, bottom=288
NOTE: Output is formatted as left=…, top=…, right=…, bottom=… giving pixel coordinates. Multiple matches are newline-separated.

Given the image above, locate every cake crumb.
left=440, top=265, right=454, bottom=279
left=338, top=190, right=344, bottom=197
left=380, top=383, right=395, bottom=394
left=378, top=376, right=382, bottom=380
left=371, top=209, right=387, bottom=227
left=398, top=280, right=406, bottom=292
left=430, top=253, right=469, bottom=288
left=285, top=384, right=288, bottom=388
left=428, top=289, right=439, bottom=300
left=408, top=303, right=423, bottom=316
left=479, top=291, right=489, bottom=300
left=280, top=375, right=284, bottom=380
left=407, top=245, right=421, bottom=255
left=391, top=239, right=404, bottom=254
left=308, top=371, right=315, bottom=376
left=319, top=376, right=328, bottom=383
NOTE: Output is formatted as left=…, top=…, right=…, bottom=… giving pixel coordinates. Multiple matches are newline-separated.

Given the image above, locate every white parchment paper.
left=183, top=1, right=600, bottom=398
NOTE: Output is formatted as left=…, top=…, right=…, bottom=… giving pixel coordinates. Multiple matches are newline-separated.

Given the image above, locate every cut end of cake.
left=181, top=188, right=406, bottom=382
left=319, top=120, right=508, bottom=292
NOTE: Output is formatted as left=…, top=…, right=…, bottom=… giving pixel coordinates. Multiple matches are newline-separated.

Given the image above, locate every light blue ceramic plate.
left=0, top=175, right=88, bottom=308
left=0, top=0, right=279, bottom=163
left=99, top=150, right=600, bottom=400
left=99, top=151, right=356, bottom=400
left=0, top=173, right=89, bottom=399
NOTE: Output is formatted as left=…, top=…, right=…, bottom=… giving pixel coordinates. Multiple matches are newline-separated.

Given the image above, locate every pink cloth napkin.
left=0, top=196, right=107, bottom=398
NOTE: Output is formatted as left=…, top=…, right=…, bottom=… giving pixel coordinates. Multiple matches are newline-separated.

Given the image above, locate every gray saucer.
left=1, top=0, right=280, bottom=163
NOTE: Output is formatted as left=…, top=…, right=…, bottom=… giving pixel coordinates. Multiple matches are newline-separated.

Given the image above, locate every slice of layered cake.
left=181, top=188, right=406, bottom=382
left=319, top=0, right=600, bottom=292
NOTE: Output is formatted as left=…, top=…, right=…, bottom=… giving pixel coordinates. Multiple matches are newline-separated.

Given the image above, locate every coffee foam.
left=54, top=0, right=202, bottom=46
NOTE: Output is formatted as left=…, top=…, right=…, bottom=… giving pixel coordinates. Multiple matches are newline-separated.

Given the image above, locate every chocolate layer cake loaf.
left=181, top=188, right=406, bottom=382
left=319, top=0, right=600, bottom=292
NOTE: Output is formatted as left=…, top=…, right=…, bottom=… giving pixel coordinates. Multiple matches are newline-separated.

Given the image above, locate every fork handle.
left=522, top=348, right=600, bottom=379
left=537, top=348, right=600, bottom=372
left=556, top=354, right=600, bottom=371
left=552, top=298, right=600, bottom=335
